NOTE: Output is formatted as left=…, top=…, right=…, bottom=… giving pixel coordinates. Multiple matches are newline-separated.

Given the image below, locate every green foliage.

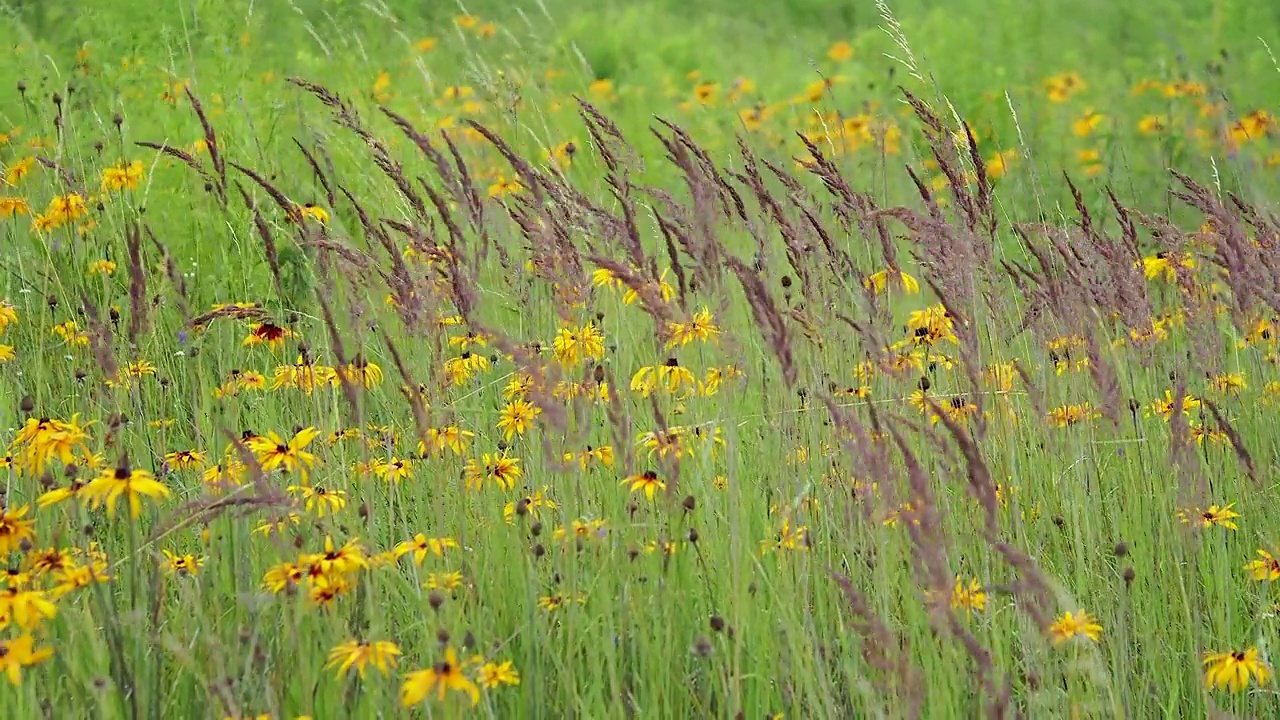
left=0, top=0, right=1278, bottom=718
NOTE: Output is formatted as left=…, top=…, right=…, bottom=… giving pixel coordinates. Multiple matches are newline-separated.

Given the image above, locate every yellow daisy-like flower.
left=247, top=427, right=320, bottom=479
left=393, top=534, right=459, bottom=565
left=1203, top=647, right=1271, bottom=693
left=326, top=639, right=401, bottom=678
left=82, top=463, right=171, bottom=518
left=950, top=576, right=987, bottom=616
left=621, top=470, right=666, bottom=501
left=552, top=322, right=606, bottom=366
left=1047, top=610, right=1102, bottom=645
left=496, top=399, right=542, bottom=440
left=400, top=647, right=480, bottom=707
left=463, top=453, right=522, bottom=491
left=288, top=485, right=347, bottom=517
left=160, top=550, right=205, bottom=576
left=100, top=160, right=144, bottom=192
left=1245, top=549, right=1280, bottom=581
left=863, top=269, right=920, bottom=295
left=1178, top=503, right=1240, bottom=531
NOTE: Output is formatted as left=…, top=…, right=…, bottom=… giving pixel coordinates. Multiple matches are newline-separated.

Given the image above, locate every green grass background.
left=0, top=0, right=1278, bottom=718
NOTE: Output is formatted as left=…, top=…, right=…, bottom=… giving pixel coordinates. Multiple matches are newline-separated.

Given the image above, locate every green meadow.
left=1, top=0, right=1279, bottom=717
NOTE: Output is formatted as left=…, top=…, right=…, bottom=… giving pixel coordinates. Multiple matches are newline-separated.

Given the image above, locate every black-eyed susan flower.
left=11, top=414, right=93, bottom=476
left=262, top=562, right=303, bottom=593
left=951, top=576, right=987, bottom=616
left=1047, top=610, right=1102, bottom=645
left=100, top=160, right=144, bottom=192
left=1203, top=647, right=1271, bottom=692
left=337, top=358, right=384, bottom=389
left=50, top=561, right=110, bottom=598
left=552, top=322, right=606, bottom=366
left=1146, top=390, right=1201, bottom=419
left=326, top=639, right=401, bottom=678
left=400, top=647, right=480, bottom=707
left=22, top=548, right=72, bottom=578
left=289, top=485, right=347, bottom=517
left=903, top=304, right=958, bottom=347
left=424, top=571, right=465, bottom=592
left=503, top=373, right=533, bottom=401
left=1044, top=72, right=1086, bottom=102
left=297, top=203, right=329, bottom=225
left=503, top=487, right=557, bottom=524
left=497, top=399, right=541, bottom=440
left=3, top=156, right=34, bottom=186
left=327, top=427, right=363, bottom=445
left=372, top=457, right=413, bottom=483
left=623, top=268, right=676, bottom=305
left=477, top=660, right=520, bottom=688
left=592, top=267, right=625, bottom=291
left=545, top=140, right=577, bottom=169
left=36, top=481, right=86, bottom=510
left=83, top=461, right=171, bottom=518
left=163, top=450, right=206, bottom=471
left=1245, top=549, right=1280, bottom=581
left=0, top=587, right=57, bottom=630
left=634, top=427, right=687, bottom=460
left=666, top=308, right=720, bottom=348
left=309, top=574, right=353, bottom=607
left=86, top=258, right=116, bottom=276
left=0, top=302, right=15, bottom=333
left=442, top=352, right=490, bottom=386
left=563, top=445, right=614, bottom=471
left=463, top=453, right=522, bottom=491
left=418, top=426, right=474, bottom=457
left=242, top=322, right=295, bottom=349
left=160, top=550, right=205, bottom=576
left=1190, top=420, right=1229, bottom=446
left=826, top=40, right=853, bottom=62
left=537, top=594, right=586, bottom=612
left=393, top=534, right=459, bottom=565
left=552, top=380, right=611, bottom=403
left=1072, top=108, right=1105, bottom=137
left=863, top=269, right=920, bottom=295
left=448, top=331, right=489, bottom=351
left=32, top=193, right=88, bottom=231
left=1047, top=402, right=1101, bottom=428
left=303, top=536, right=368, bottom=577
left=622, top=470, right=666, bottom=501
left=631, top=358, right=697, bottom=397
left=761, top=517, right=809, bottom=554
left=1209, top=372, right=1246, bottom=396
left=364, top=423, right=399, bottom=448
left=1137, top=114, right=1167, bottom=135
left=1140, top=251, right=1197, bottom=282
left=0, top=506, right=35, bottom=555
left=487, top=175, right=523, bottom=198
left=247, top=427, right=320, bottom=479
left=252, top=513, right=302, bottom=539
left=553, top=518, right=607, bottom=543
left=1178, top=503, right=1240, bottom=530
left=271, top=357, right=337, bottom=394
left=201, top=459, right=246, bottom=490
left=0, top=634, right=53, bottom=685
